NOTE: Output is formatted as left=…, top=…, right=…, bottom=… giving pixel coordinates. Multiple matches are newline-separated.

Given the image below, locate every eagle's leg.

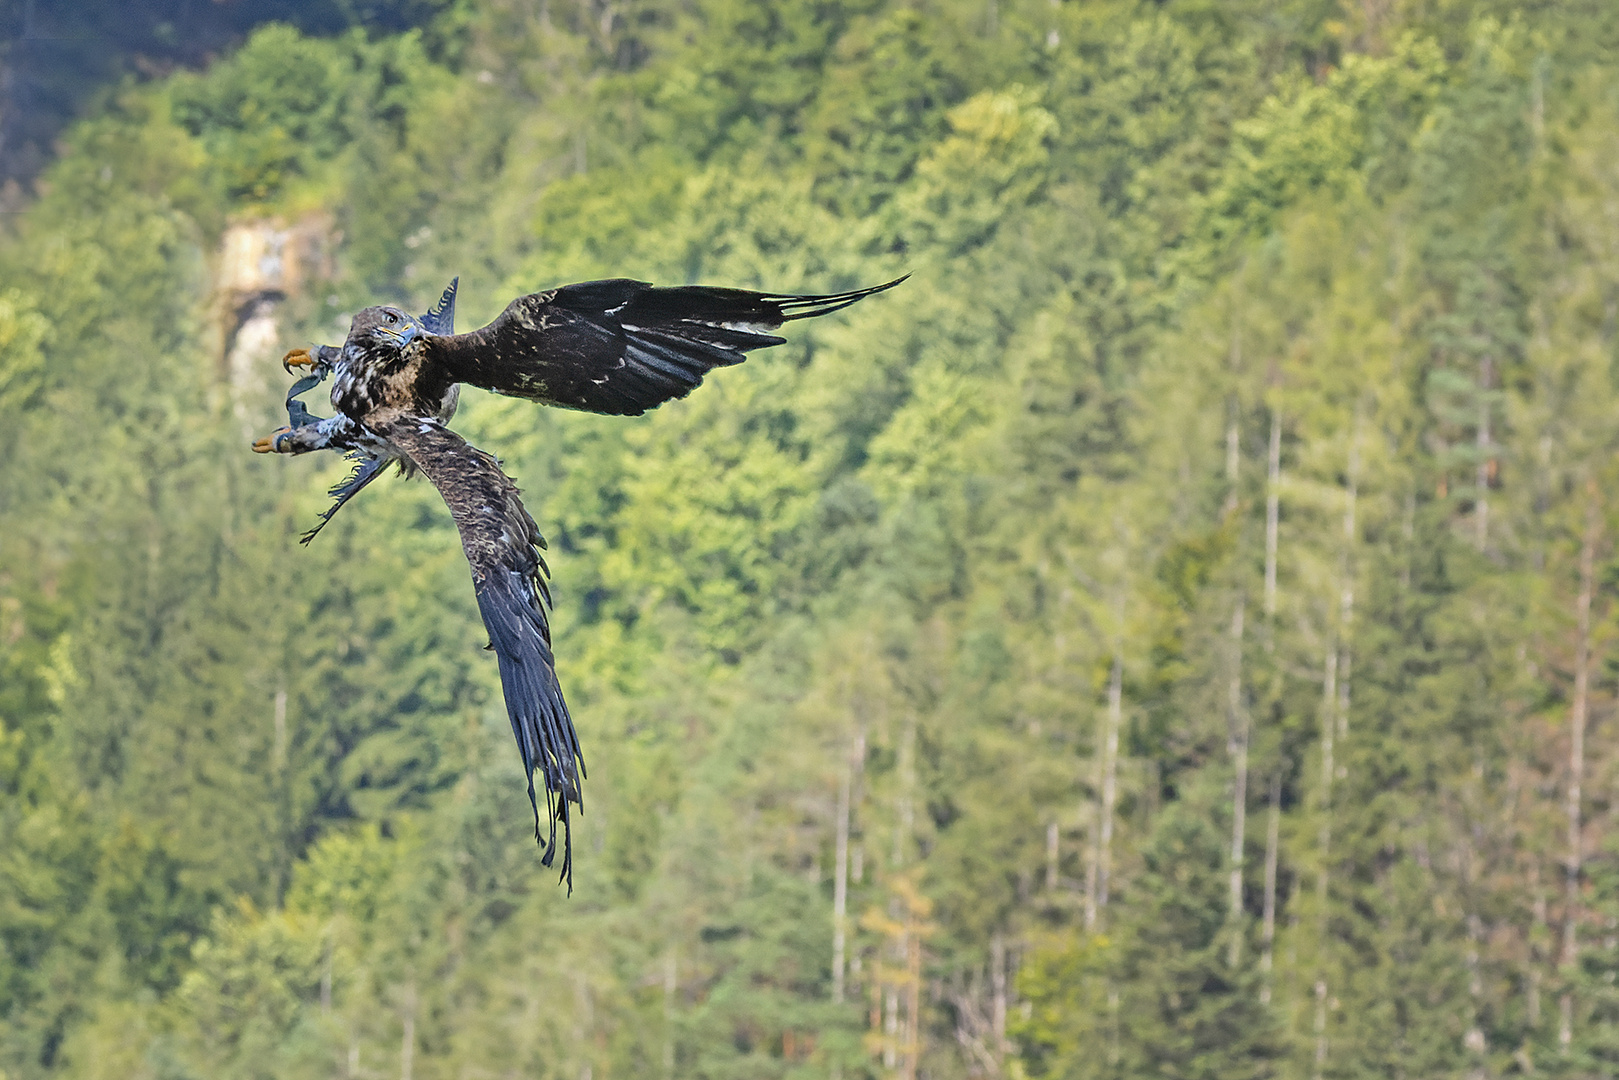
left=253, top=412, right=359, bottom=455
left=285, top=371, right=328, bottom=431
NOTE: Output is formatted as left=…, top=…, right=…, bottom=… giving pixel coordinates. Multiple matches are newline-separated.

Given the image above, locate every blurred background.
left=3, top=1, right=1619, bottom=1077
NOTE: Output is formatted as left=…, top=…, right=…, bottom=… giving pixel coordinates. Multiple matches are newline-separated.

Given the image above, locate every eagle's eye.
left=386, top=313, right=398, bottom=324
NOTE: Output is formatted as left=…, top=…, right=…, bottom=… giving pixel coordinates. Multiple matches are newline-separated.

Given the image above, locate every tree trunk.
left=904, top=912, right=923, bottom=1080
left=1097, top=652, right=1123, bottom=915
left=1314, top=642, right=1337, bottom=1078
left=1339, top=414, right=1360, bottom=724
left=1531, top=858, right=1546, bottom=1029
left=1313, top=978, right=1329, bottom=1080
left=1226, top=395, right=1241, bottom=516
left=1084, top=773, right=1099, bottom=930
left=992, top=932, right=1008, bottom=1058
left=890, top=707, right=916, bottom=1072
left=833, top=723, right=859, bottom=1004
left=1265, top=408, right=1282, bottom=621
left=1560, top=479, right=1600, bottom=1050
left=1466, top=910, right=1486, bottom=1076
left=1228, top=596, right=1249, bottom=967
left=885, top=984, right=900, bottom=1070
left=1261, top=771, right=1282, bottom=1003
left=1476, top=356, right=1493, bottom=550
left=273, top=687, right=287, bottom=771
left=1313, top=428, right=1359, bottom=1070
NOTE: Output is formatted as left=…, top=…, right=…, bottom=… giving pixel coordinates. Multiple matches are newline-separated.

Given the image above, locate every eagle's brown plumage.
left=253, top=274, right=906, bottom=891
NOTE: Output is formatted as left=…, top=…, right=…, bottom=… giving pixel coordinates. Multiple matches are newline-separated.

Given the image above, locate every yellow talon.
left=253, top=428, right=291, bottom=454
left=282, top=347, right=314, bottom=373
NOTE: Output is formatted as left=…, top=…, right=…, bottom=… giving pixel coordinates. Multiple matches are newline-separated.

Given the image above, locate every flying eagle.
left=253, top=274, right=905, bottom=888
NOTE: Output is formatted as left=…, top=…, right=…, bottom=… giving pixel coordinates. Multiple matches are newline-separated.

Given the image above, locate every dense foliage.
left=5, top=1, right=1619, bottom=1077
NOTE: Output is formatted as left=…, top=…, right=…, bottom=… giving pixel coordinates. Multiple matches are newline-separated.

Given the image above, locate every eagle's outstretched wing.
left=381, top=417, right=584, bottom=888
left=424, top=275, right=908, bottom=416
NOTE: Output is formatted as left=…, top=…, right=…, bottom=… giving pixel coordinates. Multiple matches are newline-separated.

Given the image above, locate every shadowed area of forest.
left=0, top=0, right=455, bottom=191
left=5, top=1, right=1619, bottom=1078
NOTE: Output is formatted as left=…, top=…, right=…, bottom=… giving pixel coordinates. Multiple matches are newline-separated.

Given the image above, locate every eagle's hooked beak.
left=381, top=321, right=420, bottom=346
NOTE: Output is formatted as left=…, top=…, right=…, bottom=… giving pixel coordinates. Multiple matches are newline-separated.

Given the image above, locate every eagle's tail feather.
left=477, top=569, right=584, bottom=894
left=300, top=455, right=392, bottom=545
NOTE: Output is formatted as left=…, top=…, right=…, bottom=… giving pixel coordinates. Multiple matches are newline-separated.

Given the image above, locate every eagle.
left=253, top=274, right=905, bottom=889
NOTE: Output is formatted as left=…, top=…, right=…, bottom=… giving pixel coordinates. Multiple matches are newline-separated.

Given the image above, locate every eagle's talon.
left=282, top=348, right=314, bottom=374
left=252, top=427, right=293, bottom=454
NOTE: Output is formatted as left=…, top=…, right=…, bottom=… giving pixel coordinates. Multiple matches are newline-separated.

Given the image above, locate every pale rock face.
left=216, top=215, right=333, bottom=303
left=216, top=215, right=334, bottom=434
left=226, top=299, right=282, bottom=437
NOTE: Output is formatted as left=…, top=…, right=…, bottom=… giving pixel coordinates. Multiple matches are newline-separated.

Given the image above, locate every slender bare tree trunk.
left=833, top=721, right=861, bottom=1004
left=1228, top=597, right=1249, bottom=967
left=1259, top=404, right=1284, bottom=1004
left=885, top=704, right=917, bottom=1074
left=1560, top=480, right=1600, bottom=1051
left=992, top=933, right=1008, bottom=1057
left=1313, top=643, right=1337, bottom=1080
left=1084, top=766, right=1100, bottom=930
left=1313, top=977, right=1329, bottom=1079
left=1226, top=395, right=1241, bottom=516
left=273, top=688, right=288, bottom=771
left=1261, top=772, right=1282, bottom=1003
left=1265, top=409, right=1282, bottom=620
left=885, top=984, right=900, bottom=1070
left=1530, top=858, right=1546, bottom=1030
left=1314, top=428, right=1359, bottom=1073
left=1466, top=909, right=1486, bottom=1076
left=1097, top=652, right=1123, bottom=915
left=904, top=913, right=922, bottom=1080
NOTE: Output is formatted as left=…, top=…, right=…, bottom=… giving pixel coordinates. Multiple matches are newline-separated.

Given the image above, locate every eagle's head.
left=348, top=305, right=422, bottom=354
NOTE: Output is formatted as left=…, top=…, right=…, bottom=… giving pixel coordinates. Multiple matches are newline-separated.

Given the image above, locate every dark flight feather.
left=426, top=275, right=909, bottom=416
left=298, top=455, right=394, bottom=545
left=381, top=417, right=584, bottom=890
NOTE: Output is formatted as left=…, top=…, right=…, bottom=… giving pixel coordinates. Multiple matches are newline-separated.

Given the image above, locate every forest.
left=4, top=0, right=1619, bottom=1077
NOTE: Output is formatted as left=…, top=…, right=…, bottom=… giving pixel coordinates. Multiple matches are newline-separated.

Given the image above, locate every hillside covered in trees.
left=5, top=1, right=1619, bottom=1077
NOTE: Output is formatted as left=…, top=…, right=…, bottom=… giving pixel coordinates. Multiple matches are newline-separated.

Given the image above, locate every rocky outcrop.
left=216, top=215, right=334, bottom=433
